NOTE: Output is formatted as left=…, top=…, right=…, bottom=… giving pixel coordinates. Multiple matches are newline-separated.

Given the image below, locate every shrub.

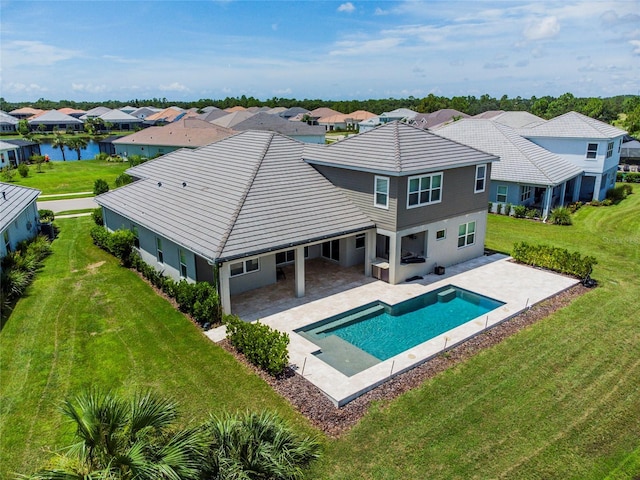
left=225, top=314, right=289, bottom=376
left=1, top=166, right=15, bottom=182
left=17, top=163, right=29, bottom=178
left=513, top=205, right=527, bottom=218
left=623, top=172, right=640, bottom=183
left=91, top=208, right=103, bottom=226
left=549, top=207, right=572, bottom=225
left=488, top=201, right=493, bottom=213
left=504, top=203, right=512, bottom=216
left=38, top=209, right=55, bottom=223
left=606, top=185, right=629, bottom=203
left=496, top=203, right=503, bottom=214
left=511, top=242, right=597, bottom=279
left=93, top=178, right=110, bottom=195
left=109, top=229, right=135, bottom=266
left=90, top=225, right=111, bottom=251
left=94, top=152, right=110, bottom=161
left=525, top=208, right=539, bottom=219
left=567, top=201, right=583, bottom=214
left=114, top=173, right=133, bottom=187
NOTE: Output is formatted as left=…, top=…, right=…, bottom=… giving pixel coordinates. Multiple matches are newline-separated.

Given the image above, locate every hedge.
left=225, top=314, right=289, bottom=376
left=511, top=242, right=597, bottom=279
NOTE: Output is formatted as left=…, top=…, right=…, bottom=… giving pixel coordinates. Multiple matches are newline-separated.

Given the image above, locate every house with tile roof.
left=435, top=119, right=583, bottom=218
left=96, top=122, right=497, bottom=314
left=413, top=109, right=470, bottom=130
left=0, top=141, right=20, bottom=168
left=0, top=111, right=20, bottom=133
left=96, top=109, right=143, bottom=131
left=3, top=139, right=41, bottom=166
left=8, top=107, right=44, bottom=119
left=112, top=118, right=236, bottom=158
left=230, top=111, right=326, bottom=143
left=80, top=106, right=113, bottom=119
left=144, top=106, right=195, bottom=125
left=0, top=182, right=41, bottom=260
left=211, top=110, right=256, bottom=129
left=518, top=111, right=626, bottom=201
left=358, top=108, right=419, bottom=133
left=27, top=110, right=83, bottom=132
left=129, top=106, right=161, bottom=120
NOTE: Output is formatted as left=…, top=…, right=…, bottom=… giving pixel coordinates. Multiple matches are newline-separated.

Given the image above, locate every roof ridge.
left=393, top=122, right=402, bottom=172
left=503, top=125, right=556, bottom=183
left=216, top=132, right=275, bottom=258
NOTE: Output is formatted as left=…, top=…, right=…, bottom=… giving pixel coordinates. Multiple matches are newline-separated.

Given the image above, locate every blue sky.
left=1, top=0, right=639, bottom=102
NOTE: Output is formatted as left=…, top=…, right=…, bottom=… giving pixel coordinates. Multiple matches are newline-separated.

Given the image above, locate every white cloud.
left=630, top=40, right=640, bottom=55
left=374, top=7, right=389, bottom=16
left=524, top=16, right=560, bottom=40
left=329, top=37, right=403, bottom=56
left=337, top=2, right=355, bottom=13
left=159, top=82, right=189, bottom=92
left=3, top=82, right=48, bottom=94
left=1, top=40, right=79, bottom=67
left=72, top=83, right=108, bottom=93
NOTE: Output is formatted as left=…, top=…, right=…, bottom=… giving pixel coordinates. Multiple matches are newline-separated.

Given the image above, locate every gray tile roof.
left=413, top=109, right=469, bottom=130
left=489, top=111, right=545, bottom=129
left=28, top=110, right=83, bottom=125
left=519, top=111, right=626, bottom=139
left=81, top=106, right=112, bottom=119
left=96, top=131, right=374, bottom=262
left=113, top=118, right=236, bottom=148
left=0, top=111, right=19, bottom=126
left=98, top=109, right=143, bottom=123
left=435, top=119, right=583, bottom=186
left=231, top=112, right=326, bottom=137
left=0, top=182, right=40, bottom=232
left=303, top=121, right=498, bottom=175
left=211, top=111, right=256, bottom=128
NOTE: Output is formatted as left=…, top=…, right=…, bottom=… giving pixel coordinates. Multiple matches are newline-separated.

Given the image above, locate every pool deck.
left=206, top=254, right=579, bottom=406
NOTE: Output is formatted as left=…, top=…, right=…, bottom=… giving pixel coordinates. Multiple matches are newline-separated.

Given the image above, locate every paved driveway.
left=37, top=197, right=97, bottom=213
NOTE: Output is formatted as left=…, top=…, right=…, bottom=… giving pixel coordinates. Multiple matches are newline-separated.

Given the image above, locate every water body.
left=39, top=139, right=100, bottom=161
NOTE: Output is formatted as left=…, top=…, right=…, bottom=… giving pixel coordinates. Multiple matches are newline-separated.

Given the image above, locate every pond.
left=39, top=139, right=100, bottom=161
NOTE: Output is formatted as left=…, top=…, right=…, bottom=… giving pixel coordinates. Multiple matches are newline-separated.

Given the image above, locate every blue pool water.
left=296, top=285, right=504, bottom=376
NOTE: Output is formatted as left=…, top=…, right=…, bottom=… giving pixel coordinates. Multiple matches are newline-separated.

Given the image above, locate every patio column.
left=364, top=229, right=376, bottom=277
left=559, top=182, right=567, bottom=206
left=592, top=175, right=603, bottom=201
left=219, top=262, right=232, bottom=315
left=294, top=245, right=305, bottom=298
left=542, top=186, right=553, bottom=219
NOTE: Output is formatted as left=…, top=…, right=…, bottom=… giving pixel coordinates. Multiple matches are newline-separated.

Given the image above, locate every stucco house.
left=0, top=141, right=20, bottom=168
left=231, top=111, right=326, bottom=143
left=0, top=110, right=19, bottom=133
left=96, top=122, right=497, bottom=315
left=0, top=182, right=41, bottom=260
left=435, top=119, right=583, bottom=217
left=27, top=110, right=83, bottom=132
left=518, top=111, right=626, bottom=201
left=358, top=108, right=419, bottom=133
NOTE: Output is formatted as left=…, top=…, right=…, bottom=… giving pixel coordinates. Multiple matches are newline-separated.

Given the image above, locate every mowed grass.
left=8, top=159, right=129, bottom=195
left=311, top=185, right=640, bottom=480
left=0, top=217, right=313, bottom=478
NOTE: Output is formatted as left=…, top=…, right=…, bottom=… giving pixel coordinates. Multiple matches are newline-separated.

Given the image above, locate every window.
left=131, top=224, right=139, bottom=248
left=355, top=234, right=365, bottom=249
left=156, top=237, right=164, bottom=263
left=179, top=249, right=187, bottom=278
left=407, top=173, right=442, bottom=208
left=322, top=239, right=340, bottom=261
left=496, top=185, right=508, bottom=203
left=436, top=229, right=446, bottom=240
left=475, top=165, right=486, bottom=193
left=230, top=258, right=259, bottom=277
left=520, top=185, right=532, bottom=202
left=606, top=142, right=614, bottom=159
left=586, top=143, right=598, bottom=159
left=276, top=250, right=295, bottom=265
left=374, top=176, right=389, bottom=208
left=458, top=222, right=476, bottom=248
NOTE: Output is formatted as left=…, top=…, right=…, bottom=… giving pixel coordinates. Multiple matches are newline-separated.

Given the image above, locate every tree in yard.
left=37, top=123, right=47, bottom=134
left=51, top=133, right=67, bottom=161
left=17, top=119, right=30, bottom=136
left=93, top=178, right=110, bottom=195
left=25, top=389, right=206, bottom=480
left=67, top=137, right=88, bottom=160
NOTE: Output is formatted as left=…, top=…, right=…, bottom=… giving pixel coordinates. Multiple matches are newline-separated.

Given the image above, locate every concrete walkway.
left=37, top=196, right=97, bottom=213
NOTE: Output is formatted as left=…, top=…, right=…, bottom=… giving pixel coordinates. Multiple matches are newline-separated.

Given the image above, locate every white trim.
left=374, top=175, right=389, bottom=209
left=496, top=185, right=508, bottom=203
left=230, top=258, right=260, bottom=277
left=457, top=221, right=476, bottom=248
left=436, top=229, right=446, bottom=240
left=474, top=164, right=486, bottom=193
left=586, top=142, right=598, bottom=159
left=406, top=172, right=443, bottom=209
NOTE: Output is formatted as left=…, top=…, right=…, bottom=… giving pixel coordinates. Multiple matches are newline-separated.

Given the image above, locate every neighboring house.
left=231, top=112, right=326, bottom=143
left=413, top=109, right=469, bottom=130
left=358, top=108, right=419, bottom=133
left=8, top=107, right=44, bottom=119
left=96, top=122, right=496, bottom=314
left=144, top=107, right=195, bottom=125
left=112, top=118, right=236, bottom=158
left=0, top=141, right=20, bottom=167
left=0, top=110, right=19, bottom=133
left=518, top=111, right=627, bottom=201
left=210, top=111, right=256, bottom=129
left=197, top=109, right=229, bottom=122
left=4, top=139, right=41, bottom=165
left=0, top=182, right=41, bottom=260
left=620, top=135, right=640, bottom=164
left=96, top=109, right=143, bottom=131
left=119, top=105, right=137, bottom=114
left=435, top=119, right=583, bottom=218
left=98, top=135, right=125, bottom=156
left=80, top=106, right=113, bottom=119
left=279, top=107, right=309, bottom=119
left=485, top=111, right=545, bottom=129
left=129, top=106, right=161, bottom=120
left=27, top=110, right=83, bottom=132
left=58, top=107, right=86, bottom=118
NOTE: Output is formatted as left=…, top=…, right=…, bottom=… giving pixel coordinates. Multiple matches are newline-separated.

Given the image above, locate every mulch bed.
left=220, top=283, right=589, bottom=437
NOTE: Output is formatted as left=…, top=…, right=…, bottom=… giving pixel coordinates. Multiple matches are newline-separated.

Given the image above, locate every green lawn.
left=1, top=187, right=639, bottom=479
left=310, top=185, right=640, bottom=479
left=0, top=217, right=314, bottom=478
left=6, top=159, right=129, bottom=195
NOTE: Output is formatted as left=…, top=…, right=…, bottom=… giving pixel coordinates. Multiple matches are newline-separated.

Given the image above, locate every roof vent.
left=157, top=182, right=162, bottom=187
left=182, top=182, right=187, bottom=187
left=2, top=191, right=6, bottom=200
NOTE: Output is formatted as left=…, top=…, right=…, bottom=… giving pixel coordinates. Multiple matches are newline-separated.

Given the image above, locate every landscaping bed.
left=221, top=284, right=588, bottom=437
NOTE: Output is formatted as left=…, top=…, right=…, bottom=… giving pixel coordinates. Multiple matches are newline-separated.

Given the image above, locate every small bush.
left=109, top=229, right=135, bottom=266
left=94, top=152, right=110, bottom=161
left=496, top=203, right=503, bottom=214
left=93, top=178, right=110, bottom=195
left=621, top=184, right=633, bottom=196
left=549, top=207, right=572, bottom=225
left=1, top=166, right=15, bottom=182
left=567, top=201, right=583, bottom=214
left=622, top=172, right=640, bottom=183
left=504, top=203, right=512, bottom=216
left=488, top=201, right=493, bottom=213
left=513, top=205, right=527, bottom=218
left=91, top=208, right=103, bottom=226
left=38, top=209, right=55, bottom=223
left=17, top=163, right=29, bottom=178
left=606, top=185, right=629, bottom=203
left=115, top=173, right=133, bottom=187
left=512, top=242, right=597, bottom=279
left=90, top=225, right=111, bottom=251
left=225, top=314, right=289, bottom=376
left=525, top=208, right=539, bottom=219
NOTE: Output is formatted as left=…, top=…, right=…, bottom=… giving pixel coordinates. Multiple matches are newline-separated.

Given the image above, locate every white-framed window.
left=322, top=239, right=340, bottom=261
left=475, top=164, right=486, bottom=193
left=230, top=258, right=259, bottom=277
left=156, top=237, right=164, bottom=263
left=520, top=185, right=532, bottom=202
left=586, top=143, right=598, bottom=159
left=374, top=176, right=389, bottom=209
left=496, top=185, right=508, bottom=203
left=436, top=229, right=446, bottom=240
left=458, top=221, right=476, bottom=248
left=179, top=249, right=187, bottom=278
left=606, top=142, right=614, bottom=159
left=355, top=233, right=365, bottom=249
left=407, top=172, right=442, bottom=208
left=276, top=248, right=309, bottom=265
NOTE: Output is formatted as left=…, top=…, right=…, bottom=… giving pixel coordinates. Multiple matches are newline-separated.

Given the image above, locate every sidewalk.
left=37, top=196, right=97, bottom=213
left=38, top=191, right=93, bottom=199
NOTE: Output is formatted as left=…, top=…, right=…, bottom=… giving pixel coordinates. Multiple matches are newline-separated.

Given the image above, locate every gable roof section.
left=81, top=106, right=112, bottom=118
left=211, top=110, right=256, bottom=128
left=98, top=109, right=143, bottom=123
left=27, top=110, right=83, bottom=125
left=303, top=121, right=497, bottom=175
left=413, top=109, right=469, bottom=130
left=309, top=107, right=342, bottom=119
left=520, top=111, right=626, bottom=139
left=0, top=111, right=19, bottom=126
left=489, top=111, right=545, bottom=128
left=435, top=119, right=583, bottom=186
left=96, top=131, right=373, bottom=262
left=113, top=118, right=236, bottom=148
left=0, top=182, right=40, bottom=232
left=231, top=112, right=325, bottom=137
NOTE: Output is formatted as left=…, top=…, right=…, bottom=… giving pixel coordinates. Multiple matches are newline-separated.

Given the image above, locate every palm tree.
left=67, top=137, right=88, bottom=160
left=202, top=411, right=322, bottom=480
left=50, top=133, right=67, bottom=161
left=27, top=389, right=206, bottom=480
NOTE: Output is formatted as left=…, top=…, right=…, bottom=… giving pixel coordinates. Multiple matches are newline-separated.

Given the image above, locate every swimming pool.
left=296, top=285, right=504, bottom=376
